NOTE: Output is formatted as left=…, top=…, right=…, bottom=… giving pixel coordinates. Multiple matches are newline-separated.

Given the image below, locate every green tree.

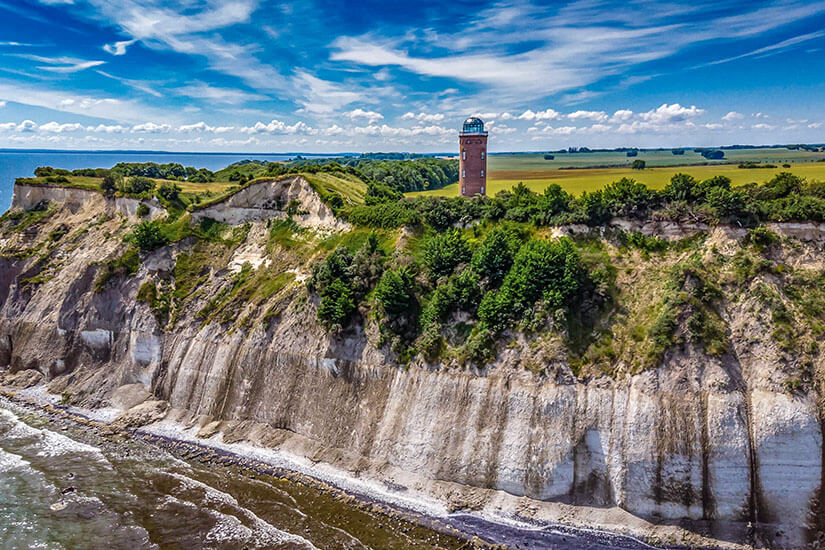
left=471, top=226, right=523, bottom=288
left=423, top=230, right=471, bottom=279
left=664, top=173, right=698, bottom=202
left=156, top=182, right=181, bottom=203
left=375, top=266, right=415, bottom=316
left=631, top=159, right=646, bottom=170
left=317, top=279, right=356, bottom=329
left=131, top=220, right=169, bottom=251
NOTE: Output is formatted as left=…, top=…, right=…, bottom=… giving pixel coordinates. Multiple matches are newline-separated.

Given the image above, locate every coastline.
left=0, top=385, right=684, bottom=550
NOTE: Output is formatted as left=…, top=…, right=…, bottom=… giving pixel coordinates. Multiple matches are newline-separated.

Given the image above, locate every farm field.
left=486, top=147, right=825, bottom=170
left=408, top=160, right=825, bottom=198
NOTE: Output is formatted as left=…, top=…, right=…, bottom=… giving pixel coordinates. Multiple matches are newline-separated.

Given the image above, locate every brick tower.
left=459, top=117, right=487, bottom=197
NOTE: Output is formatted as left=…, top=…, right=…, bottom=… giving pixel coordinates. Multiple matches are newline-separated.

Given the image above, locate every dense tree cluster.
left=342, top=172, right=825, bottom=230
left=306, top=223, right=595, bottom=365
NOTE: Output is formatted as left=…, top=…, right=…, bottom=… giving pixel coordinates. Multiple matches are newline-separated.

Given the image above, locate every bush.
left=317, top=279, right=355, bottom=329
left=631, top=159, right=645, bottom=170
left=136, top=203, right=150, bottom=218
left=101, top=174, right=119, bottom=196
left=601, top=178, right=653, bottom=218
left=471, top=226, right=523, bottom=288
left=121, top=176, right=155, bottom=195
left=375, top=266, right=415, bottom=316
left=478, top=237, right=584, bottom=328
left=423, top=229, right=471, bottom=279
left=156, top=182, right=181, bottom=203
left=132, top=220, right=169, bottom=251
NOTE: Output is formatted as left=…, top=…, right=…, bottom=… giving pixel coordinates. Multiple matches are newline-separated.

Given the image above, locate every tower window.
left=462, top=170, right=466, bottom=178
left=462, top=150, right=466, bottom=160
left=481, top=151, right=485, bottom=159
left=481, top=170, right=485, bottom=177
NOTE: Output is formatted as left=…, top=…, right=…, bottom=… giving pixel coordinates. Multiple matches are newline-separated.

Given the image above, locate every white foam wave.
left=167, top=472, right=319, bottom=549
left=0, top=408, right=110, bottom=464
left=0, top=446, right=31, bottom=472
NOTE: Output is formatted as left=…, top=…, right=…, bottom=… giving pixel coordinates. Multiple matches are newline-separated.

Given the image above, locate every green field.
left=409, top=156, right=825, bottom=198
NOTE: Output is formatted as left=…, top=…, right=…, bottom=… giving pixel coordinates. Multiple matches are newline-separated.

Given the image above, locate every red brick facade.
left=459, top=125, right=488, bottom=197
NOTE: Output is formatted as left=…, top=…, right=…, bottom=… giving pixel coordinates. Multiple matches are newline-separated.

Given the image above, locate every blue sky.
left=0, top=0, right=824, bottom=153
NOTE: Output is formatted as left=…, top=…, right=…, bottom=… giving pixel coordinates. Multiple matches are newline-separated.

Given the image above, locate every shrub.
left=663, top=173, right=699, bottom=202
left=132, top=220, right=169, bottom=251
left=478, top=237, right=584, bottom=328
left=156, top=182, right=181, bottom=203
left=121, top=176, right=155, bottom=195
left=471, top=226, right=523, bottom=288
left=317, top=279, right=356, bottom=329
left=631, top=159, right=645, bottom=170
left=375, top=266, right=415, bottom=317
left=423, top=229, right=471, bottom=279
left=136, top=203, right=150, bottom=218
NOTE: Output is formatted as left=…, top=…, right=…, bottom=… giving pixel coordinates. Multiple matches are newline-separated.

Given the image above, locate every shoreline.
left=0, top=385, right=682, bottom=550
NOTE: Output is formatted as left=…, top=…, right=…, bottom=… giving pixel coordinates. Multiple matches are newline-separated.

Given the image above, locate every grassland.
left=409, top=161, right=825, bottom=198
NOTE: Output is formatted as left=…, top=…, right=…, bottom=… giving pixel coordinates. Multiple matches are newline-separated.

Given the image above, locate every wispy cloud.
left=13, top=54, right=104, bottom=73
left=103, top=38, right=137, bottom=56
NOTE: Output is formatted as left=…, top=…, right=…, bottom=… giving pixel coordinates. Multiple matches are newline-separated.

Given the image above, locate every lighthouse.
left=459, top=117, right=488, bottom=197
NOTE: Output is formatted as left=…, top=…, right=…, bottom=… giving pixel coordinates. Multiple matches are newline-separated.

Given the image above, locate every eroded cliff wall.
left=0, top=181, right=822, bottom=549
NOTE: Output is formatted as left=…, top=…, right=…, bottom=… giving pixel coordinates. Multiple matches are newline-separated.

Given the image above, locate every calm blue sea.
left=0, top=150, right=321, bottom=211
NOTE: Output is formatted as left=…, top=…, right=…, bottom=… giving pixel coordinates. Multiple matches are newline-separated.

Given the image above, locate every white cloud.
left=347, top=108, right=384, bottom=123
left=610, top=109, right=634, bottom=122
left=0, top=101, right=5, bottom=108
left=178, top=121, right=215, bottom=133
left=87, top=124, right=128, bottom=133
left=240, top=119, right=314, bottom=135
left=640, top=103, right=704, bottom=123
left=517, top=109, right=561, bottom=121
left=39, top=121, right=84, bottom=133
left=567, top=110, right=608, bottom=122
left=103, top=39, right=137, bottom=56
left=402, top=111, right=445, bottom=123
left=809, top=122, right=823, bottom=129
left=722, top=111, right=744, bottom=121
left=752, top=123, right=775, bottom=130
left=14, top=54, right=106, bottom=74
left=17, top=120, right=37, bottom=132
left=132, top=122, right=172, bottom=133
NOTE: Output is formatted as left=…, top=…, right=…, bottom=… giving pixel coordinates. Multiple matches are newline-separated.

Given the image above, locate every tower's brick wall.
left=459, top=133, right=488, bottom=197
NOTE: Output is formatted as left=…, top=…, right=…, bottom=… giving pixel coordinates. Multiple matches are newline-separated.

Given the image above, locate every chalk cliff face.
left=0, top=179, right=823, bottom=550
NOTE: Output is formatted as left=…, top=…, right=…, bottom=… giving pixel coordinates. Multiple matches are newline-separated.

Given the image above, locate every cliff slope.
left=1, top=178, right=823, bottom=549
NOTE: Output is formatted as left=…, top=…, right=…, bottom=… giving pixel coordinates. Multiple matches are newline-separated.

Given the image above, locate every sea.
left=0, top=401, right=467, bottom=550
left=0, top=150, right=329, bottom=211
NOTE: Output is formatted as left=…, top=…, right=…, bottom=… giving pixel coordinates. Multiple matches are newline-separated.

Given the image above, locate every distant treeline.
left=343, top=172, right=825, bottom=230
left=34, top=163, right=216, bottom=182
left=283, top=157, right=459, bottom=193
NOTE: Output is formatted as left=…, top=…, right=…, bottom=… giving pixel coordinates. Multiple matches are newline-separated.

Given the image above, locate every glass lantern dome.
left=461, top=117, right=486, bottom=134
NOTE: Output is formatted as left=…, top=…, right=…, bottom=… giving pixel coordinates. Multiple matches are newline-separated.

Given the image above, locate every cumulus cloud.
left=518, top=109, right=561, bottom=121
left=240, top=119, right=313, bottom=135
left=567, top=110, right=608, bottom=122
left=610, top=109, right=634, bottom=122
left=347, top=108, right=384, bottom=123
left=752, top=123, right=775, bottom=130
left=0, top=101, right=5, bottom=108
left=132, top=122, right=172, bottom=133
left=722, top=111, right=744, bottom=121
left=87, top=124, right=128, bottom=133
left=39, top=121, right=84, bottom=133
left=402, top=111, right=445, bottom=123
left=103, top=39, right=137, bottom=56
left=640, top=103, right=704, bottom=123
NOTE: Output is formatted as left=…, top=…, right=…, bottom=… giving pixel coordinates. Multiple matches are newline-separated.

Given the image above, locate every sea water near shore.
left=0, top=398, right=468, bottom=550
